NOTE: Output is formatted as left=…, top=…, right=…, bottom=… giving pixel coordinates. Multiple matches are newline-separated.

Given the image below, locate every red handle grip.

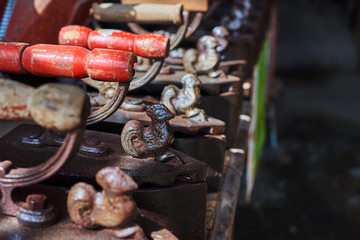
left=58, top=25, right=169, bottom=59
left=0, top=42, right=137, bottom=82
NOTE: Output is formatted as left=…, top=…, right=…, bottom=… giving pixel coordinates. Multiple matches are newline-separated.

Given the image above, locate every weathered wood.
left=22, top=44, right=136, bottom=82
left=92, top=3, right=183, bottom=24
left=0, top=79, right=90, bottom=131
left=0, top=42, right=29, bottom=74
left=0, top=43, right=137, bottom=82
left=0, top=79, right=34, bottom=120
left=121, top=0, right=208, bottom=12
left=59, top=25, right=169, bottom=58
left=28, top=83, right=89, bottom=131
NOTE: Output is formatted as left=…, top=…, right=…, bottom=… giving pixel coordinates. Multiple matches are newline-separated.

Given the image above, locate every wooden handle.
left=0, top=42, right=137, bottom=82
left=92, top=3, right=183, bottom=25
left=0, top=79, right=89, bottom=131
left=59, top=25, right=169, bottom=58
left=121, top=0, right=208, bottom=12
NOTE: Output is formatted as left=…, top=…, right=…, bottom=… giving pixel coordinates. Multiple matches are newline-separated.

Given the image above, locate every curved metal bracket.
left=129, top=58, right=164, bottom=91
left=0, top=123, right=85, bottom=217
left=87, top=82, right=129, bottom=125
left=83, top=59, right=163, bottom=112
left=184, top=11, right=203, bottom=39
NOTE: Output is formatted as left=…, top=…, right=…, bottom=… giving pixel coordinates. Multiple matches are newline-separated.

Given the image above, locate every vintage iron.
left=0, top=42, right=136, bottom=124
left=121, top=104, right=184, bottom=164
left=161, top=73, right=206, bottom=120
left=0, top=79, right=89, bottom=227
left=58, top=25, right=170, bottom=92
left=88, top=74, right=226, bottom=187
left=0, top=120, right=208, bottom=239
left=67, top=166, right=147, bottom=239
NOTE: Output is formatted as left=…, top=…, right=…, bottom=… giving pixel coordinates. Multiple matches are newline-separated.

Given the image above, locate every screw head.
left=25, top=194, right=47, bottom=210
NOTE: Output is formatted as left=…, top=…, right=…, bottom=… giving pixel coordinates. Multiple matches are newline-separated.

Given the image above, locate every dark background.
left=235, top=0, right=360, bottom=239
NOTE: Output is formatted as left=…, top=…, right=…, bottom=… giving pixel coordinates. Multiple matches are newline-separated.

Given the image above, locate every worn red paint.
left=0, top=105, right=30, bottom=120
left=20, top=44, right=136, bottom=82
left=0, top=42, right=29, bottom=74
left=58, top=25, right=91, bottom=48
left=87, top=48, right=137, bottom=82
left=58, top=25, right=169, bottom=58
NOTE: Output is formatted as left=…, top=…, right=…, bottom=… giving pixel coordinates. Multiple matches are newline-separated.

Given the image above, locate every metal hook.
left=86, top=82, right=129, bottom=125
left=0, top=81, right=88, bottom=226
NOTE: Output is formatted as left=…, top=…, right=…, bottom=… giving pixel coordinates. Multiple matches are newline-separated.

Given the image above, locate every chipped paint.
left=97, top=29, right=119, bottom=38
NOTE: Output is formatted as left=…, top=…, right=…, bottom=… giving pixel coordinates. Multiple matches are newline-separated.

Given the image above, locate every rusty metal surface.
left=0, top=182, right=205, bottom=239
left=87, top=119, right=225, bottom=190
left=107, top=107, right=225, bottom=135
left=143, top=70, right=240, bottom=95
left=209, top=102, right=251, bottom=240
left=0, top=82, right=88, bottom=227
left=0, top=124, right=207, bottom=187
left=205, top=193, right=220, bottom=239
left=135, top=182, right=207, bottom=240
left=67, top=167, right=148, bottom=239
left=103, top=95, right=225, bottom=136
left=121, top=104, right=181, bottom=163
left=210, top=149, right=245, bottom=240
left=200, top=92, right=242, bottom=148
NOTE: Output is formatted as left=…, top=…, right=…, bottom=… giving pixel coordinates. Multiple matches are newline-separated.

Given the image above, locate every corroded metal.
left=0, top=124, right=207, bottom=187
left=0, top=82, right=89, bottom=227
left=68, top=166, right=147, bottom=239
left=161, top=73, right=206, bottom=120
left=135, top=182, right=207, bottom=240
left=121, top=98, right=147, bottom=112
left=121, top=104, right=184, bottom=164
left=104, top=96, right=225, bottom=135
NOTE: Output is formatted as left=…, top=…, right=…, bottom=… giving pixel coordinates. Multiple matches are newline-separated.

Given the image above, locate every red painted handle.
left=58, top=25, right=169, bottom=59
left=0, top=42, right=137, bottom=82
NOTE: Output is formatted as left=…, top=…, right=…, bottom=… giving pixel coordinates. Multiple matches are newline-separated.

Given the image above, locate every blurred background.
left=235, top=0, right=360, bottom=239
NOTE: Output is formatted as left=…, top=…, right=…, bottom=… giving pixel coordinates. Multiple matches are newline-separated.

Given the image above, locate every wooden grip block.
left=28, top=83, right=89, bottom=131
left=0, top=79, right=33, bottom=120
left=92, top=3, right=183, bottom=25
left=59, top=26, right=169, bottom=58
left=0, top=79, right=89, bottom=131
left=0, top=43, right=137, bottom=82
left=121, top=0, right=208, bottom=12
left=0, top=42, right=29, bottom=74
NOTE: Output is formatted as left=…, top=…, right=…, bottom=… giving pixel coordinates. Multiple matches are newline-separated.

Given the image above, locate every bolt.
left=25, top=194, right=47, bottom=210
left=84, top=136, right=100, bottom=147
left=27, top=129, right=42, bottom=139
left=126, top=98, right=142, bottom=105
